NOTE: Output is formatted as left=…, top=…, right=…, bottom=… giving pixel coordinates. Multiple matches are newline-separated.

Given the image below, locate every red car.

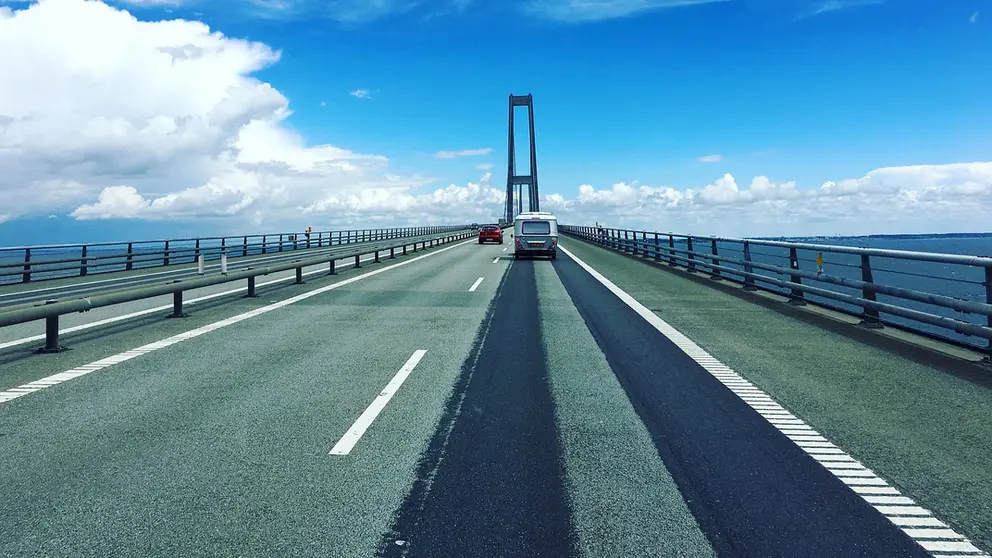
left=478, top=224, right=503, bottom=244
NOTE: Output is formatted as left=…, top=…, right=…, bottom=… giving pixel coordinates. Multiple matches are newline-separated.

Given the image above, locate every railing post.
left=243, top=236, right=248, bottom=257
left=279, top=234, right=284, bottom=252
left=318, top=232, right=323, bottom=248
left=126, top=243, right=134, bottom=271
left=710, top=238, right=722, bottom=280
left=985, top=267, right=992, bottom=361
left=168, top=290, right=186, bottom=318
left=164, top=241, right=170, bottom=266
left=355, top=255, right=361, bottom=268
left=80, top=245, right=88, bottom=277
left=295, top=266, right=304, bottom=284
left=668, top=235, right=676, bottom=266
left=742, top=241, right=758, bottom=291
left=329, top=259, right=336, bottom=275
left=39, top=299, right=63, bottom=353
left=686, top=236, right=697, bottom=273
left=653, top=233, right=661, bottom=261
left=246, top=276, right=258, bottom=298
left=858, top=254, right=882, bottom=327
left=788, top=246, right=806, bottom=306
left=262, top=235, right=267, bottom=254
left=22, top=248, right=31, bottom=283
left=194, top=239, right=200, bottom=263
left=374, top=250, right=380, bottom=263
left=390, top=247, right=395, bottom=259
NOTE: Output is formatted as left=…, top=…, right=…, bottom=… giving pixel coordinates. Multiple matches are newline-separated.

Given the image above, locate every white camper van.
left=512, top=212, right=559, bottom=260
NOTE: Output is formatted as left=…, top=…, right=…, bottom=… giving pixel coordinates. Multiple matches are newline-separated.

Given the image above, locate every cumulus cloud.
left=546, top=163, right=992, bottom=237
left=697, top=154, right=722, bottom=163
left=349, top=88, right=372, bottom=99
left=0, top=0, right=505, bottom=228
left=434, top=148, right=493, bottom=159
left=476, top=163, right=494, bottom=170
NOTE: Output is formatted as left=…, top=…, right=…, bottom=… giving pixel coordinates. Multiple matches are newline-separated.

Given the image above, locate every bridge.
left=1, top=96, right=990, bottom=557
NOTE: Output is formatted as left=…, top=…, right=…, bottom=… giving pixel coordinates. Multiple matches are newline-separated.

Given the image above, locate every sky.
left=0, top=0, right=990, bottom=245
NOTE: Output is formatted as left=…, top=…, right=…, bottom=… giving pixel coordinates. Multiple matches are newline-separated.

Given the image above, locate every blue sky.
left=0, top=0, right=990, bottom=244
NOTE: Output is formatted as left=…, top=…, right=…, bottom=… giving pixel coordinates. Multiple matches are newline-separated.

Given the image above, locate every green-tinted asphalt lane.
left=535, top=263, right=716, bottom=558
left=0, top=239, right=507, bottom=557
left=560, top=237, right=992, bottom=553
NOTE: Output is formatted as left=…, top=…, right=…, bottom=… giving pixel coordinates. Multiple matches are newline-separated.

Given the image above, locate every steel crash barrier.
left=0, top=226, right=465, bottom=286
left=561, top=225, right=992, bottom=360
left=0, top=229, right=474, bottom=352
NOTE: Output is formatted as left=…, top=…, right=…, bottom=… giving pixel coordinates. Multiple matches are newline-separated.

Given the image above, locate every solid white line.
left=329, top=350, right=427, bottom=456
left=0, top=252, right=386, bottom=351
left=557, top=244, right=990, bottom=558
left=468, top=277, right=484, bottom=292
left=0, top=239, right=472, bottom=405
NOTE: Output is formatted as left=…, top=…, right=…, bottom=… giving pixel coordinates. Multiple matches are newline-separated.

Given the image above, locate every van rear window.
left=521, top=220, right=551, bottom=235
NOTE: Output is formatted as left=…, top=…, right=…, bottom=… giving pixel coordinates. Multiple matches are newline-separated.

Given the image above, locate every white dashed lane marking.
left=559, top=244, right=990, bottom=558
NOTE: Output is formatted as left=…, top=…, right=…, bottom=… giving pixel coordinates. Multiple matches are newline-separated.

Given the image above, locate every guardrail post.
left=22, top=248, right=31, bottom=283
left=168, top=289, right=187, bottom=318
left=858, top=254, right=882, bottom=328
left=221, top=252, right=228, bottom=275
left=80, top=245, right=88, bottom=277
left=403, top=244, right=408, bottom=255
left=126, top=243, right=134, bottom=271
left=37, top=299, right=64, bottom=353
left=390, top=247, right=396, bottom=259
left=710, top=238, right=723, bottom=280
left=668, top=235, right=676, bottom=266
left=742, top=241, right=758, bottom=291
left=787, top=246, right=806, bottom=306
left=246, top=276, right=258, bottom=298
left=329, top=259, right=336, bottom=275
left=686, top=236, right=697, bottom=273
left=985, top=267, right=992, bottom=362
left=355, top=255, right=361, bottom=268
left=164, top=241, right=170, bottom=266
left=295, top=266, right=304, bottom=284
left=374, top=250, right=380, bottom=263
left=197, top=255, right=204, bottom=275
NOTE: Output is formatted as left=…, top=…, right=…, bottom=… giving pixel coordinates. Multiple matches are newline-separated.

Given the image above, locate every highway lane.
left=0, top=231, right=463, bottom=309
left=0, top=236, right=508, bottom=557
left=0, top=236, right=982, bottom=557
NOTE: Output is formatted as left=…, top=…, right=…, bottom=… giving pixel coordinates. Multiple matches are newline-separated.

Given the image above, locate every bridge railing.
left=0, top=226, right=465, bottom=286
left=561, top=225, right=992, bottom=358
left=0, top=229, right=474, bottom=353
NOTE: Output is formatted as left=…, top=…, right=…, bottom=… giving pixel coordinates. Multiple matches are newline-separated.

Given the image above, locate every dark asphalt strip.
left=378, top=260, right=578, bottom=558
left=552, top=253, right=932, bottom=558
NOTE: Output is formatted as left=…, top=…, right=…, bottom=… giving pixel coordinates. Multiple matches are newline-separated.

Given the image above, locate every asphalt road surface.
left=0, top=237, right=982, bottom=557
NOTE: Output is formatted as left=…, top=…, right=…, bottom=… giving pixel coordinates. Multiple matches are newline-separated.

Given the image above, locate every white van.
left=512, top=212, right=559, bottom=260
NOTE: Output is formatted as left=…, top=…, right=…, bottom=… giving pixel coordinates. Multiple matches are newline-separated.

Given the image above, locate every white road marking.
left=0, top=252, right=386, bottom=351
left=468, top=277, right=484, bottom=292
left=502, top=248, right=507, bottom=252
left=557, top=244, right=989, bottom=558
left=492, top=257, right=500, bottom=264
left=328, top=349, right=427, bottom=456
left=0, top=239, right=473, bottom=405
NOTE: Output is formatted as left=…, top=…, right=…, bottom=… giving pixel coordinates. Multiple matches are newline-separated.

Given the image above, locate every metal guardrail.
left=0, top=226, right=466, bottom=285
left=561, top=225, right=992, bottom=359
left=0, top=230, right=474, bottom=353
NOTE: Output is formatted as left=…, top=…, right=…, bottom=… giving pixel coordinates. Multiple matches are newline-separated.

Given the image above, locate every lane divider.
left=468, top=277, right=484, bottom=292
left=558, top=244, right=989, bottom=558
left=0, top=252, right=388, bottom=351
left=329, top=349, right=427, bottom=456
left=0, top=239, right=474, bottom=405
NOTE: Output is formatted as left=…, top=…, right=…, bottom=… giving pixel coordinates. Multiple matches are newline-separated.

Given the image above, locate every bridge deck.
left=0, top=235, right=988, bottom=557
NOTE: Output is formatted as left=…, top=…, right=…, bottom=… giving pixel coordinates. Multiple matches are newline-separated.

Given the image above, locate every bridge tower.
left=505, top=94, right=540, bottom=223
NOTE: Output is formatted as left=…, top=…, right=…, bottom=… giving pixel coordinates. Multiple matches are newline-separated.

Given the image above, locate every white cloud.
left=545, top=163, right=992, bottom=237
left=697, top=154, right=722, bottom=163
left=476, top=163, right=494, bottom=170
left=798, top=0, right=883, bottom=20
left=320, top=101, right=326, bottom=107
left=0, top=0, right=507, bottom=227
left=350, top=88, right=372, bottom=99
left=434, top=148, right=493, bottom=159
left=970, top=11, right=979, bottom=23
left=526, top=0, right=731, bottom=22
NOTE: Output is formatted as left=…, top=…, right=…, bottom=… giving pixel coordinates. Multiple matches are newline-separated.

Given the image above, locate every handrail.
left=560, top=225, right=992, bottom=359
left=0, top=229, right=473, bottom=352
left=0, top=226, right=468, bottom=284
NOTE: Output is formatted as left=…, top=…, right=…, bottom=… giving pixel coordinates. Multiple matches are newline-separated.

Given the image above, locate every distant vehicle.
left=470, top=223, right=480, bottom=231
left=478, top=224, right=503, bottom=244
left=512, top=211, right=558, bottom=260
